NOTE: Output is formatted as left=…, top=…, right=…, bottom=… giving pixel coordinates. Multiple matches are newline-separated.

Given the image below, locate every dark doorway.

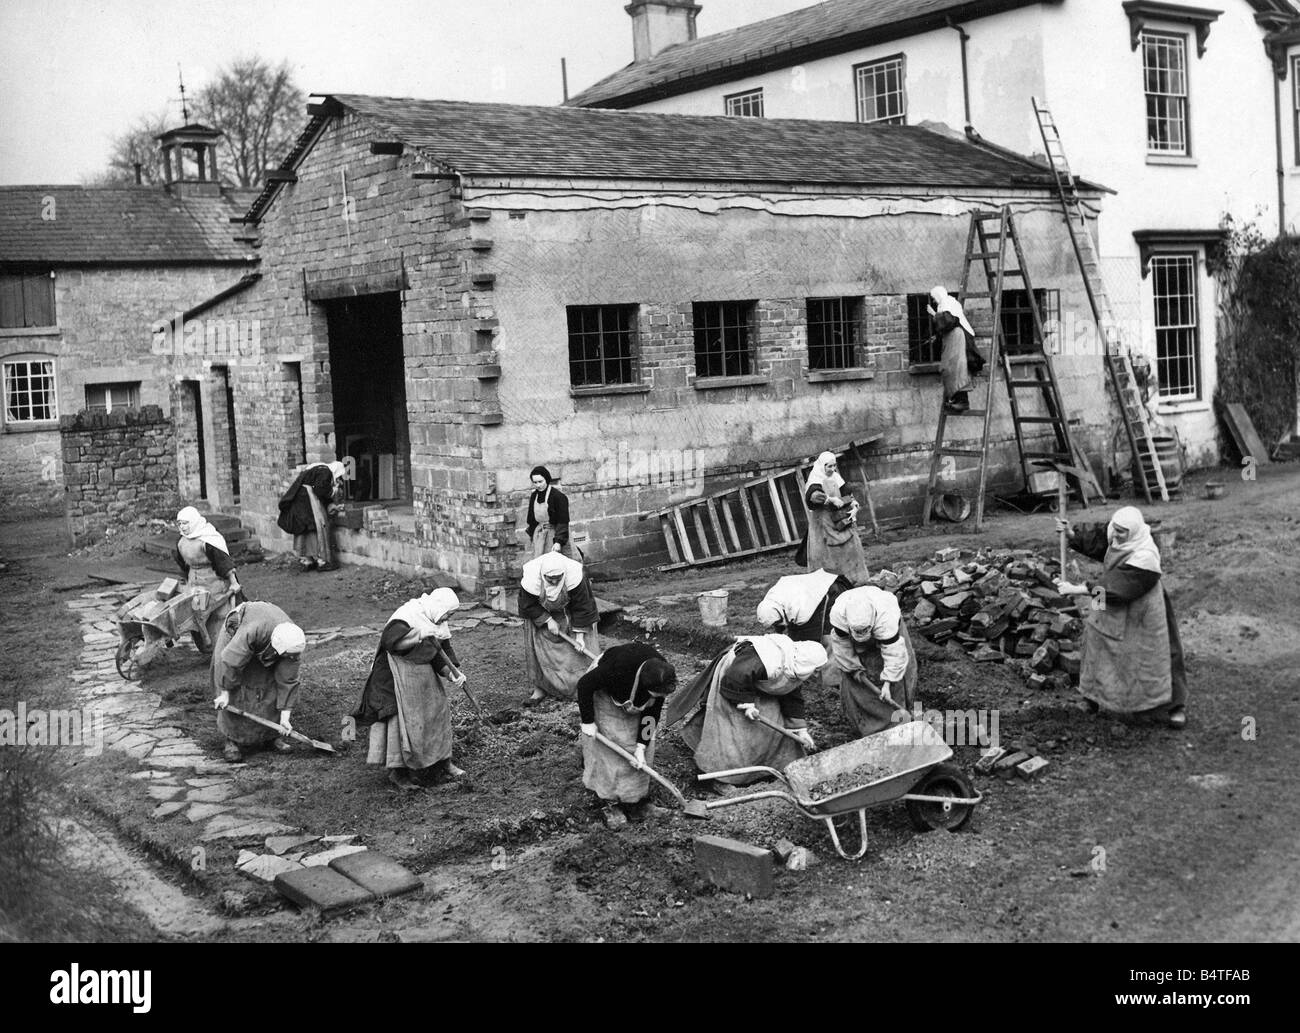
left=183, top=380, right=207, bottom=500
left=218, top=367, right=241, bottom=501
left=323, top=293, right=412, bottom=502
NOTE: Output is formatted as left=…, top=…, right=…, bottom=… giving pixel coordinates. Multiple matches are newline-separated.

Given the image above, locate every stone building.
left=0, top=125, right=256, bottom=518
left=172, top=94, right=1104, bottom=592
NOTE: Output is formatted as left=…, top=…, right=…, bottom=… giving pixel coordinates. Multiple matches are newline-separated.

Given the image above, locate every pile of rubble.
left=872, top=546, right=1086, bottom=692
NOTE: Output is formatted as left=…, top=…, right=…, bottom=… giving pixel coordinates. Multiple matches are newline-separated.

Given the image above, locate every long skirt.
left=1080, top=584, right=1186, bottom=715
left=525, top=618, right=599, bottom=701
left=531, top=523, right=573, bottom=559
left=940, top=326, right=972, bottom=400
left=365, top=654, right=452, bottom=771
left=681, top=653, right=803, bottom=786
left=827, top=624, right=919, bottom=737
left=293, top=489, right=334, bottom=564
left=805, top=506, right=870, bottom=585
left=185, top=563, right=235, bottom=647
left=582, top=691, right=655, bottom=804
left=213, top=624, right=284, bottom=747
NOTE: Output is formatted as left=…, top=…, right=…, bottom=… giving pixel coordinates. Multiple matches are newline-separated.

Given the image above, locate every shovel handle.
left=557, top=628, right=601, bottom=661
left=747, top=710, right=814, bottom=752
left=221, top=702, right=332, bottom=752
left=445, top=663, right=486, bottom=722
left=590, top=729, right=686, bottom=805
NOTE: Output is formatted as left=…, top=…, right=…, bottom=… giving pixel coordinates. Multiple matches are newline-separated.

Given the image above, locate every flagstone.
left=151, top=802, right=187, bottom=819
left=200, top=815, right=297, bottom=842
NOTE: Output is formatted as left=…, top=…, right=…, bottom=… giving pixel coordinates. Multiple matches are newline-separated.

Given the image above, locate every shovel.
left=1032, top=459, right=1088, bottom=575
left=589, top=729, right=709, bottom=819
left=445, top=663, right=487, bottom=724
left=557, top=628, right=601, bottom=662
left=221, top=703, right=337, bottom=754
left=744, top=709, right=817, bottom=752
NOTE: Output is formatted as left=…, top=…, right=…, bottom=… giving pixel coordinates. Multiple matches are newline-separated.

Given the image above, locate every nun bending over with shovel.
left=355, top=588, right=468, bottom=791
left=518, top=552, right=600, bottom=706
left=667, top=634, right=826, bottom=786
left=827, top=585, right=919, bottom=737
left=577, top=642, right=678, bottom=828
left=212, top=602, right=307, bottom=763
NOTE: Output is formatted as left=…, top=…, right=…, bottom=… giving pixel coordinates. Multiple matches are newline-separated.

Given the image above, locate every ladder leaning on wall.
left=1031, top=96, right=1169, bottom=504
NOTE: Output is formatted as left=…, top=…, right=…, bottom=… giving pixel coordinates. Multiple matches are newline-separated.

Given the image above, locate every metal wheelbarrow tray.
left=698, top=721, right=982, bottom=860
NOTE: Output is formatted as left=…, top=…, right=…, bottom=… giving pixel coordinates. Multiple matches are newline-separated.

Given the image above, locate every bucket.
left=1154, top=529, right=1177, bottom=553
left=1204, top=482, right=1225, bottom=500
left=698, top=589, right=729, bottom=627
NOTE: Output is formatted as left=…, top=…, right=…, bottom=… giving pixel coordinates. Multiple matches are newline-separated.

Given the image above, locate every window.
left=806, top=297, right=862, bottom=370
left=3, top=356, right=58, bottom=424
left=1151, top=253, right=1199, bottom=399
left=0, top=271, right=56, bottom=329
left=1000, top=289, right=1060, bottom=355
left=1293, top=56, right=1300, bottom=165
left=725, top=88, right=764, bottom=117
left=693, top=301, right=756, bottom=378
left=567, top=305, right=638, bottom=387
left=84, top=382, right=140, bottom=413
left=854, top=55, right=905, bottom=125
left=907, top=293, right=939, bottom=365
left=1142, top=32, right=1188, bottom=155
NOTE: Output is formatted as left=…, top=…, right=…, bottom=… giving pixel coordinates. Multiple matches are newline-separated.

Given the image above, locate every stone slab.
left=273, top=867, right=376, bottom=916
left=200, top=815, right=298, bottom=842
left=329, top=850, right=422, bottom=899
left=302, top=844, right=368, bottom=868
left=239, top=854, right=306, bottom=882
left=693, top=835, right=774, bottom=899
left=266, top=834, right=320, bottom=855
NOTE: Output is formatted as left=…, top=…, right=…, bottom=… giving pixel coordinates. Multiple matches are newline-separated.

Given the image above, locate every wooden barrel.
left=1133, top=435, right=1182, bottom=493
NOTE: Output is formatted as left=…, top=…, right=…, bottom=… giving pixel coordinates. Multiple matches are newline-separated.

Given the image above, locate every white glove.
left=580, top=722, right=597, bottom=737
left=738, top=703, right=760, bottom=721
left=878, top=681, right=896, bottom=704
left=574, top=631, right=586, bottom=651
left=1055, top=517, right=1070, bottom=534
left=1055, top=579, right=1088, bottom=596
left=790, top=727, right=816, bottom=751
left=214, top=691, right=229, bottom=710
left=631, top=744, right=647, bottom=771
left=279, top=711, right=293, bottom=734
left=551, top=543, right=562, bottom=553
left=449, top=670, right=467, bottom=690
left=545, top=617, right=562, bottom=636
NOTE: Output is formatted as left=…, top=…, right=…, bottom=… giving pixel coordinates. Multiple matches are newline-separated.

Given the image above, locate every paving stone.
left=266, top=834, right=320, bottom=855
left=151, top=802, right=187, bottom=819
left=302, top=844, right=368, bottom=867
left=113, top=734, right=156, bottom=759
left=274, top=866, right=375, bottom=916
left=329, top=850, right=422, bottom=899
left=693, top=835, right=774, bottom=899
left=130, top=769, right=175, bottom=781
left=150, top=754, right=208, bottom=769
left=186, top=784, right=236, bottom=803
left=319, top=834, right=358, bottom=844
left=147, top=785, right=185, bottom=801
left=185, top=777, right=233, bottom=788
left=239, top=853, right=305, bottom=882
left=187, top=803, right=231, bottom=822
left=236, top=850, right=259, bottom=867
left=200, top=815, right=298, bottom=842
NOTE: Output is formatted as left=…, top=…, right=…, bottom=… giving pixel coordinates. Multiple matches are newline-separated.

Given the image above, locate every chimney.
left=133, top=162, right=143, bottom=185
left=626, top=0, right=700, bottom=63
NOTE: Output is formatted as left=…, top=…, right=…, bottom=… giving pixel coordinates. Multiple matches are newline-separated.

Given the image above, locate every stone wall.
left=61, top=405, right=179, bottom=546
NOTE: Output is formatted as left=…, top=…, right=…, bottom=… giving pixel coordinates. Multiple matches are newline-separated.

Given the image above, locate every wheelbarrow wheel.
left=906, top=762, right=976, bottom=833
left=116, top=637, right=146, bottom=681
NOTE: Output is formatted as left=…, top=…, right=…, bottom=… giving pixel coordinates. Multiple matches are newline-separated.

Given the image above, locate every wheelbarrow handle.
left=703, top=788, right=802, bottom=812
left=696, top=765, right=786, bottom=782
left=590, top=729, right=686, bottom=805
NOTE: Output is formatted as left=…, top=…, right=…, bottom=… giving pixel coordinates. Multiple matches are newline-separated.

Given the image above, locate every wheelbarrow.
left=697, top=721, right=981, bottom=861
left=114, top=578, right=240, bottom=681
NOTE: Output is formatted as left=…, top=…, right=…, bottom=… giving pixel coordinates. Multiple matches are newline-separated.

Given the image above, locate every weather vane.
left=178, top=64, right=189, bottom=122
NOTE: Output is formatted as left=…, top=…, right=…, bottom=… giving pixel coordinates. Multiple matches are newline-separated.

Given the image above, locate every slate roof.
left=0, top=186, right=256, bottom=266
left=570, top=0, right=1299, bottom=109
left=330, top=94, right=1066, bottom=188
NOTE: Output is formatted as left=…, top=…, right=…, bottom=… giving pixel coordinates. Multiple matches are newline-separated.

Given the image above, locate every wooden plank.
left=705, top=499, right=727, bottom=556
left=767, top=477, right=793, bottom=543
left=690, top=505, right=712, bottom=558
left=719, top=496, right=742, bottom=552
left=849, top=439, right=881, bottom=539
left=1223, top=403, right=1272, bottom=466
left=745, top=486, right=772, bottom=547
left=775, top=473, right=800, bottom=541
left=659, top=515, right=681, bottom=565
left=672, top=509, right=695, bottom=564
left=739, top=490, right=763, bottom=549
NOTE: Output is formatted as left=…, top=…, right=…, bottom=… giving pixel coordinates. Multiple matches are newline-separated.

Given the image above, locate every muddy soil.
left=4, top=463, right=1300, bottom=942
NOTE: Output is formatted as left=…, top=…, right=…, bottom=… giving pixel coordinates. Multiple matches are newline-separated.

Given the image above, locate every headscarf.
left=755, top=570, right=840, bottom=629
left=521, top=552, right=584, bottom=606
left=327, top=461, right=347, bottom=481
left=529, top=465, right=553, bottom=485
left=830, top=586, right=902, bottom=643
left=176, top=506, right=229, bottom=554
left=744, top=634, right=828, bottom=685
left=805, top=451, right=845, bottom=498
left=270, top=622, right=307, bottom=656
left=389, top=588, right=460, bottom=640
left=930, top=285, right=975, bottom=337
left=1105, top=506, right=1162, bottom=574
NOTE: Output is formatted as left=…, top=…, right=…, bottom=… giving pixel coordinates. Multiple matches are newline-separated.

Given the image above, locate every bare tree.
left=94, top=111, right=172, bottom=185
left=196, top=57, right=305, bottom=188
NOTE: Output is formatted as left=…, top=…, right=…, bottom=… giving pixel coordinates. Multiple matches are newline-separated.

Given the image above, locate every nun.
left=801, top=451, right=870, bottom=584
left=355, top=588, right=468, bottom=790
left=667, top=634, right=826, bottom=786
left=1055, top=507, right=1188, bottom=728
left=173, top=506, right=242, bottom=649
left=518, top=551, right=600, bottom=705
left=523, top=465, right=573, bottom=558
left=928, top=285, right=975, bottom=413
left=276, top=460, right=347, bottom=571
left=827, top=585, right=919, bottom=737
left=212, top=601, right=307, bottom=763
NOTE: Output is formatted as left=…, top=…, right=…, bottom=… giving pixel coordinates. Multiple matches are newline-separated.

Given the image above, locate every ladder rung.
left=961, top=291, right=993, bottom=299
left=938, top=448, right=983, bottom=457
left=1022, top=450, right=1070, bottom=460
left=1006, top=380, right=1048, bottom=388
left=947, top=408, right=988, bottom=417
left=1016, top=416, right=1065, bottom=424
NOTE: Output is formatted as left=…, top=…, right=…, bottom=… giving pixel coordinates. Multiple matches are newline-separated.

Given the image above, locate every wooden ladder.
left=1032, top=96, right=1168, bottom=503
left=655, top=437, right=880, bottom=571
left=923, top=208, right=1097, bottom=530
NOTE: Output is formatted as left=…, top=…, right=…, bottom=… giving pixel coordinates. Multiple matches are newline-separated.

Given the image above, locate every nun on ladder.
left=928, top=286, right=976, bottom=414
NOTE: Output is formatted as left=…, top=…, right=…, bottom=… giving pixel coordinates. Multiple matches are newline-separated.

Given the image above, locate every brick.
left=1016, top=756, right=1050, bottom=780
left=330, top=850, right=423, bottom=898
left=994, top=751, right=1031, bottom=776
left=1057, top=651, right=1082, bottom=676
left=693, top=835, right=774, bottom=899
left=273, top=866, right=376, bottom=915
left=974, top=746, right=1007, bottom=773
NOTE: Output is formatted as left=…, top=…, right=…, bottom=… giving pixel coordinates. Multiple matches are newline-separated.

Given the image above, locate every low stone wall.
left=61, top=405, right=179, bottom=546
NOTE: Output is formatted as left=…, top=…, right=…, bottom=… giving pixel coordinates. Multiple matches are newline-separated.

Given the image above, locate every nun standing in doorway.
left=277, top=460, right=346, bottom=571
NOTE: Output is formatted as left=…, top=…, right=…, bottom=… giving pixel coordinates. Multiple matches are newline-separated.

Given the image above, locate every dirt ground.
left=3, top=462, right=1299, bottom=942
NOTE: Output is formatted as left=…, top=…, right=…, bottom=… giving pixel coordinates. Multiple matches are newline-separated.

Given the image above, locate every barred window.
left=1151, top=254, right=1200, bottom=399
left=693, top=301, right=756, bottom=378
left=855, top=55, right=905, bottom=125
left=1143, top=32, right=1188, bottom=155
left=1000, top=289, right=1060, bottom=355
left=85, top=381, right=141, bottom=413
left=907, top=293, right=939, bottom=365
left=0, top=271, right=56, bottom=329
left=725, top=88, right=764, bottom=117
left=3, top=356, right=58, bottom=423
left=1293, top=55, right=1300, bottom=165
left=567, top=305, right=638, bottom=387
left=806, top=297, right=862, bottom=370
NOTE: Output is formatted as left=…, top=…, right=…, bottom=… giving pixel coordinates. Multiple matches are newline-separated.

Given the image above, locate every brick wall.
left=61, top=405, right=179, bottom=545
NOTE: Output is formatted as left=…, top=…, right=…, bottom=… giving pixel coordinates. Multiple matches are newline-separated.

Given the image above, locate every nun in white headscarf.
left=669, top=634, right=827, bottom=785
left=212, top=601, right=307, bottom=763
left=827, top=585, right=919, bottom=736
left=276, top=460, right=348, bottom=571
left=928, top=285, right=975, bottom=413
left=356, top=588, right=467, bottom=789
left=174, top=506, right=241, bottom=649
left=518, top=552, right=601, bottom=705
left=1055, top=506, right=1188, bottom=728
left=801, top=451, right=870, bottom=584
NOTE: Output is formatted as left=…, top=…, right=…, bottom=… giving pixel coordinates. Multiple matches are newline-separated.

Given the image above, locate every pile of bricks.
left=872, top=546, right=1085, bottom=691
